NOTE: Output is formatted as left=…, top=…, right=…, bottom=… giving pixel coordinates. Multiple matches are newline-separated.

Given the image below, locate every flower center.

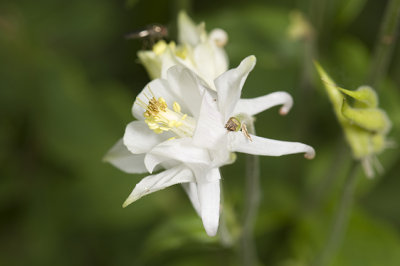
left=152, top=40, right=188, bottom=59
left=136, top=90, right=196, bottom=138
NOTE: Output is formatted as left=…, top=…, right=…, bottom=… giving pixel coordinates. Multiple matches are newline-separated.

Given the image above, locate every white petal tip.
left=247, top=55, right=256, bottom=62
left=304, top=148, right=316, bottom=160
left=204, top=224, right=218, bottom=237
left=122, top=195, right=138, bottom=208
left=202, top=214, right=219, bottom=236
left=279, top=107, right=289, bottom=116
left=238, top=55, right=256, bottom=70
left=209, top=28, right=228, bottom=47
left=144, top=155, right=157, bottom=173
left=122, top=201, right=130, bottom=208
left=234, top=55, right=256, bottom=77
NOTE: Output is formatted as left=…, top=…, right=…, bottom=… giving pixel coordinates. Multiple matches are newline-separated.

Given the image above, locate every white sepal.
left=228, top=132, right=315, bottom=159
left=233, top=91, right=293, bottom=116
left=197, top=170, right=221, bottom=236
left=193, top=90, right=226, bottom=149
left=103, top=139, right=147, bottom=174
left=181, top=182, right=201, bottom=216
left=215, top=55, right=256, bottom=121
left=123, top=121, right=170, bottom=154
left=123, top=165, right=195, bottom=208
left=144, top=138, right=211, bottom=173
left=178, top=11, right=205, bottom=46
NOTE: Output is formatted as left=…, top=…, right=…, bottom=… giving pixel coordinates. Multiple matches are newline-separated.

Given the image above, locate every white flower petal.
left=228, top=132, right=315, bottom=159
left=181, top=182, right=201, bottom=216
left=166, top=65, right=204, bottom=117
left=233, top=91, right=294, bottom=116
left=193, top=43, right=228, bottom=90
left=123, top=121, right=171, bottom=154
left=178, top=11, right=205, bottom=46
left=137, top=50, right=162, bottom=80
left=197, top=171, right=221, bottom=236
left=103, top=139, right=147, bottom=174
left=213, top=46, right=229, bottom=75
left=144, top=138, right=211, bottom=173
left=215, top=55, right=256, bottom=121
left=132, top=78, right=179, bottom=120
left=123, top=165, right=195, bottom=207
left=209, top=28, right=228, bottom=48
left=193, top=90, right=226, bottom=149
left=159, top=48, right=180, bottom=79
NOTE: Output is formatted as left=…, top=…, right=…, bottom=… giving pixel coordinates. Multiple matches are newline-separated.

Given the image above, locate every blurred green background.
left=1, top=0, right=400, bottom=265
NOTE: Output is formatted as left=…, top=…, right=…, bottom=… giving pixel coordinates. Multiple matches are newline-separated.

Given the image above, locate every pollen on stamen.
left=168, top=121, right=176, bottom=127
left=136, top=90, right=196, bottom=138
left=153, top=128, right=163, bottom=134
left=173, top=102, right=181, bottom=113
left=159, top=126, right=170, bottom=131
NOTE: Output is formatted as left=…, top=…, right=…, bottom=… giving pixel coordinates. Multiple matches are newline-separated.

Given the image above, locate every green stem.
left=240, top=121, right=260, bottom=266
left=367, top=0, right=400, bottom=87
left=303, top=140, right=348, bottom=212
left=313, top=160, right=359, bottom=266
left=219, top=184, right=234, bottom=247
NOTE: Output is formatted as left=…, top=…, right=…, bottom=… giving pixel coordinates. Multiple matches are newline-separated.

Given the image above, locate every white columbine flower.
left=138, top=11, right=229, bottom=90
left=189, top=55, right=316, bottom=162
left=104, top=56, right=315, bottom=236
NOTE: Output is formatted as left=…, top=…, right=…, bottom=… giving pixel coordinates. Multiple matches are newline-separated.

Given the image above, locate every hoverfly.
left=225, top=117, right=252, bottom=141
left=125, top=24, right=168, bottom=48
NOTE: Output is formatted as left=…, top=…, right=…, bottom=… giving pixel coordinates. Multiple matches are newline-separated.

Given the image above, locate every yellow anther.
left=153, top=128, right=163, bottom=134
left=159, top=127, right=170, bottom=131
left=168, top=120, right=176, bottom=127
left=173, top=102, right=181, bottom=113
left=152, top=40, right=167, bottom=55
left=175, top=45, right=188, bottom=59
left=168, top=137, right=176, bottom=141
left=137, top=91, right=195, bottom=138
left=168, top=41, right=176, bottom=50
left=148, top=124, right=158, bottom=130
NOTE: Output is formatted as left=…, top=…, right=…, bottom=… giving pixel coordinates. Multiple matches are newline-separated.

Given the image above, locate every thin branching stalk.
left=313, top=160, right=359, bottom=266
left=240, top=121, right=260, bottom=266
left=368, top=0, right=400, bottom=87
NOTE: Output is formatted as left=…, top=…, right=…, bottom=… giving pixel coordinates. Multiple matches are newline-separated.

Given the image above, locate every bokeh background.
left=1, top=0, right=400, bottom=265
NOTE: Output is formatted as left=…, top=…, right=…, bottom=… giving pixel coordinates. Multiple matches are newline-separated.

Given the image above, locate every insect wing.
left=125, top=28, right=150, bottom=39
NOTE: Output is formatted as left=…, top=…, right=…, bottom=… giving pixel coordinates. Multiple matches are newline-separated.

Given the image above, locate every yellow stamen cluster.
left=136, top=89, right=195, bottom=137
left=152, top=40, right=188, bottom=60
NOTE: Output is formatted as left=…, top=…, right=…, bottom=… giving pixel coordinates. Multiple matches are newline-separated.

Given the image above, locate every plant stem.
left=303, top=140, right=348, bottom=213
left=313, top=160, right=359, bottom=266
left=219, top=184, right=234, bottom=247
left=240, top=121, right=260, bottom=266
left=367, top=0, right=400, bottom=87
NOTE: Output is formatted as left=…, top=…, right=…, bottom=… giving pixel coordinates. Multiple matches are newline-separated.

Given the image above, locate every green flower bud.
left=314, top=62, right=392, bottom=178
